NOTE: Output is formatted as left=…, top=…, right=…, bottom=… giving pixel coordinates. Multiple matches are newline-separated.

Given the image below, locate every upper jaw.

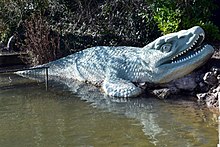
left=170, top=32, right=205, bottom=64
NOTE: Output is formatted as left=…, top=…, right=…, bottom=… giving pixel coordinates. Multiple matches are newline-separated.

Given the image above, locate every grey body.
left=17, top=26, right=214, bottom=97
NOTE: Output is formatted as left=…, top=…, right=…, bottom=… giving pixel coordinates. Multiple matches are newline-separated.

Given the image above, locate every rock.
left=196, top=93, right=207, bottom=101
left=203, top=72, right=218, bottom=86
left=148, top=64, right=220, bottom=110
left=217, top=75, right=220, bottom=81
left=173, top=73, right=197, bottom=91
left=151, top=88, right=171, bottom=99
left=206, top=93, right=218, bottom=108
left=196, top=66, right=220, bottom=109
left=0, top=41, right=5, bottom=49
left=198, top=82, right=209, bottom=92
left=197, top=85, right=220, bottom=109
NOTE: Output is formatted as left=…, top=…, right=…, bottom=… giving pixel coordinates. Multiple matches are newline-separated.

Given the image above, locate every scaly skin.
left=17, top=26, right=214, bottom=97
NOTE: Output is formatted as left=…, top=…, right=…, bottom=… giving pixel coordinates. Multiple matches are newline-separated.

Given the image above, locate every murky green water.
left=0, top=74, right=218, bottom=147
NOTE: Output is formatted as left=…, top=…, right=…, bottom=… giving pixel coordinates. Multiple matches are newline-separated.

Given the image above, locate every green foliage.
left=0, top=22, right=10, bottom=43
left=1, top=0, right=220, bottom=65
left=178, top=0, right=220, bottom=41
left=95, top=0, right=158, bottom=46
left=144, top=0, right=220, bottom=42
left=199, top=21, right=220, bottom=42
left=153, top=7, right=181, bottom=34
left=0, top=0, right=21, bottom=43
left=180, top=0, right=217, bottom=28
left=0, top=0, right=50, bottom=43
left=145, top=0, right=181, bottom=34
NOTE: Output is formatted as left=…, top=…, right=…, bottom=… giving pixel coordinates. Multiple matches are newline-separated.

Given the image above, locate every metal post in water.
left=45, top=67, right=49, bottom=91
left=218, top=92, right=220, bottom=147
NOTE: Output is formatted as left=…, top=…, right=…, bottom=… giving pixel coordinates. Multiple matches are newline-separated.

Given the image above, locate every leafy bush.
left=153, top=7, right=181, bottom=34
left=94, top=0, right=158, bottom=46
left=28, top=0, right=160, bottom=53
left=0, top=0, right=50, bottom=43
left=146, top=0, right=220, bottom=42
left=199, top=21, right=220, bottom=42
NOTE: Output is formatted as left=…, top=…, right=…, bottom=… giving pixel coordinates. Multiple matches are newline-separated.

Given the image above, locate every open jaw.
left=168, top=33, right=207, bottom=64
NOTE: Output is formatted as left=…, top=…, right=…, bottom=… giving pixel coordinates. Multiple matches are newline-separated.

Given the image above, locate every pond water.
left=0, top=73, right=218, bottom=147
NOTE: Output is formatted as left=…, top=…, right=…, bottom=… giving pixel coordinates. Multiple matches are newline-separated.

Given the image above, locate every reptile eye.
left=160, top=44, right=172, bottom=53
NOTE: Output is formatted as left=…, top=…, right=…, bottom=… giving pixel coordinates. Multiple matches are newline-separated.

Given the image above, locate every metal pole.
left=218, top=92, right=220, bottom=147
left=45, top=67, right=48, bottom=91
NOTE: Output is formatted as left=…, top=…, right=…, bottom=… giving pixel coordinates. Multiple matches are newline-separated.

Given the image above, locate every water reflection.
left=0, top=74, right=218, bottom=146
left=43, top=75, right=218, bottom=146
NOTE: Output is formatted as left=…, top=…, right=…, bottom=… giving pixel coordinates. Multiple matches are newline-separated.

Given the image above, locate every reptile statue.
left=17, top=26, right=214, bottom=97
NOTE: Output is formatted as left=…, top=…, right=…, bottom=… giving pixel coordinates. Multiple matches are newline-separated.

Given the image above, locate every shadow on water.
left=0, top=73, right=218, bottom=146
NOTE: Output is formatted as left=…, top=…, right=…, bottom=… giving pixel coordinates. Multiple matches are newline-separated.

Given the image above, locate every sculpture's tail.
left=15, top=64, right=50, bottom=82
left=15, top=53, right=78, bottom=81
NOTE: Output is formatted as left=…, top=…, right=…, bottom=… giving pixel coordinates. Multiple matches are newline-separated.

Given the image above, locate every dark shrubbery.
left=50, top=0, right=158, bottom=49
left=20, top=14, right=62, bottom=66
left=1, top=0, right=219, bottom=65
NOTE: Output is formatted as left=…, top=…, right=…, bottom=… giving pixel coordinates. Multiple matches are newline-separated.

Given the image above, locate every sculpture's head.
left=143, top=26, right=214, bottom=83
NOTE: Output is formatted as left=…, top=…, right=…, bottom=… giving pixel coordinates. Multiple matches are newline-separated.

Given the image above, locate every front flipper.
left=103, top=76, right=142, bottom=97
left=103, top=78, right=142, bottom=97
left=102, top=57, right=143, bottom=97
